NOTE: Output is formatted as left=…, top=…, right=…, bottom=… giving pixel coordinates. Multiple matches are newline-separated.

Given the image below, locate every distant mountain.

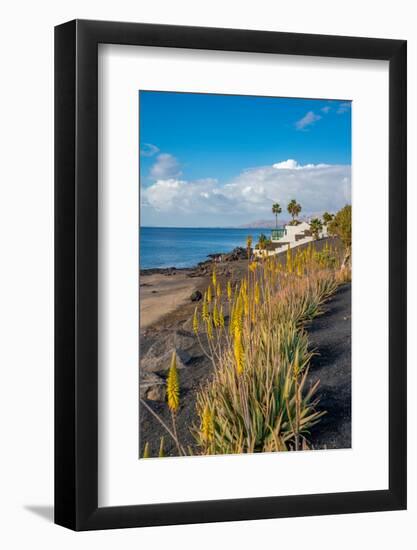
left=239, top=215, right=314, bottom=228
left=238, top=219, right=289, bottom=229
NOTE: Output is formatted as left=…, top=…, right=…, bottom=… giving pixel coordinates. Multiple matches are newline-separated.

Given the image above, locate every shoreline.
left=139, top=271, right=205, bottom=330
left=139, top=254, right=250, bottom=330
left=139, top=225, right=287, bottom=275
left=139, top=238, right=341, bottom=330
left=139, top=234, right=339, bottom=276
left=139, top=247, right=248, bottom=276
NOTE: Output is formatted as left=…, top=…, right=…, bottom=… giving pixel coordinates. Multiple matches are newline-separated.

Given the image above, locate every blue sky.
left=139, top=91, right=351, bottom=227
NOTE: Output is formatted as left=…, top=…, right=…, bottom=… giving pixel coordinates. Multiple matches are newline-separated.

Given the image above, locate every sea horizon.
left=140, top=225, right=279, bottom=229
left=139, top=226, right=282, bottom=269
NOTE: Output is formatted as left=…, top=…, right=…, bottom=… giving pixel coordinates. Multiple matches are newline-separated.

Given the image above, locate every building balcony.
left=271, top=228, right=285, bottom=241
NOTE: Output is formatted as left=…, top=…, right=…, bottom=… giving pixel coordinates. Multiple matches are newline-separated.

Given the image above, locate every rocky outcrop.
left=140, top=330, right=201, bottom=374
left=222, top=247, right=249, bottom=261
left=190, top=290, right=203, bottom=302
left=139, top=372, right=166, bottom=401
left=141, top=347, right=191, bottom=372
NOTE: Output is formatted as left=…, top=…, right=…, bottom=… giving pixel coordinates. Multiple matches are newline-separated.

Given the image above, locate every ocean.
left=140, top=226, right=279, bottom=269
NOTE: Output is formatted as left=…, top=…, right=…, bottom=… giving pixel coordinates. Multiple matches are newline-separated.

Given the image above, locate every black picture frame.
left=55, top=19, right=407, bottom=531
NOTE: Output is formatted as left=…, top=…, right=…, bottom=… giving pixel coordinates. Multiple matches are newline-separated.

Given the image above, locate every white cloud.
left=337, top=102, right=351, bottom=114
left=295, top=111, right=321, bottom=130
left=273, top=159, right=300, bottom=169
left=140, top=143, right=160, bottom=157
left=149, top=153, right=182, bottom=179
left=141, top=160, right=351, bottom=226
left=321, top=106, right=331, bottom=114
left=273, top=159, right=330, bottom=170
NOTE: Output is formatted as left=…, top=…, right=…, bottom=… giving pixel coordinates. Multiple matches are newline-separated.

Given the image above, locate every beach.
left=140, top=272, right=205, bottom=329
left=139, top=237, right=351, bottom=457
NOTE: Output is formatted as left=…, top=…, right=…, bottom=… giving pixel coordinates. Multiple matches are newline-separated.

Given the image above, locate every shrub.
left=328, top=205, right=352, bottom=268
left=145, top=240, right=349, bottom=456
left=328, top=205, right=351, bottom=248
left=192, top=247, right=341, bottom=454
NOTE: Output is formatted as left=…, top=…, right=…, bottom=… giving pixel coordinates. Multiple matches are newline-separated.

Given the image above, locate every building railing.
left=271, top=228, right=285, bottom=241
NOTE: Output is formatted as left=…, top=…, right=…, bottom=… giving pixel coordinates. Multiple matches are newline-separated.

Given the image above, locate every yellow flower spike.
left=238, top=297, right=244, bottom=329
left=201, top=404, right=214, bottom=443
left=142, top=442, right=150, bottom=458
left=216, top=282, right=221, bottom=298
left=212, top=269, right=217, bottom=288
left=193, top=307, right=199, bottom=335
left=213, top=302, right=220, bottom=328
left=227, top=280, right=232, bottom=301
left=249, top=261, right=257, bottom=272
left=229, top=305, right=236, bottom=335
left=239, top=279, right=248, bottom=317
left=202, top=292, right=209, bottom=322
left=207, top=316, right=213, bottom=339
left=166, top=352, right=180, bottom=413
left=230, top=295, right=243, bottom=334
left=207, top=284, right=212, bottom=304
left=233, top=328, right=244, bottom=375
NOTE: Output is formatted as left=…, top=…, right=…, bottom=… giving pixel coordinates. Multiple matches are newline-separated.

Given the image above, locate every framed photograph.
left=55, top=20, right=407, bottom=530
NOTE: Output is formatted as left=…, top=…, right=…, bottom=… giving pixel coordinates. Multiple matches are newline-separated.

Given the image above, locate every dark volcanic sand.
left=139, top=353, right=213, bottom=456
left=307, top=283, right=352, bottom=449
left=139, top=239, right=351, bottom=457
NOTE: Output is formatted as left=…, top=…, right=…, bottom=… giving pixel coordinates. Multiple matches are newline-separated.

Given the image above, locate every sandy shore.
left=140, top=272, right=204, bottom=329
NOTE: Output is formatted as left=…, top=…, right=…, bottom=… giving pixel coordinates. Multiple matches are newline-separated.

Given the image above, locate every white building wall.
left=254, top=220, right=329, bottom=257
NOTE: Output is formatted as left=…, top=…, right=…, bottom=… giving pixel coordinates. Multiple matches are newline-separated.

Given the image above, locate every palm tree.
left=272, top=203, right=282, bottom=228
left=309, top=218, right=323, bottom=240
left=322, top=211, right=334, bottom=225
left=287, top=199, right=302, bottom=224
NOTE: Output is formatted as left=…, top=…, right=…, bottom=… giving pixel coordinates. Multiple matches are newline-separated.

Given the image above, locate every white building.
left=254, top=220, right=328, bottom=258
